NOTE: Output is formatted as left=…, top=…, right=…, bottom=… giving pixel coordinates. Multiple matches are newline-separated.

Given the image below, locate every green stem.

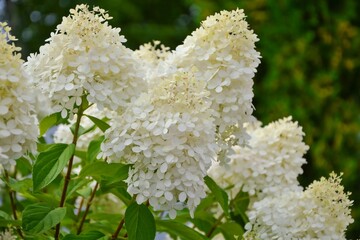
left=77, top=181, right=99, bottom=234
left=206, top=212, right=225, bottom=238
left=112, top=197, right=138, bottom=239
left=4, top=170, right=24, bottom=239
left=112, top=217, right=125, bottom=240
left=54, top=105, right=84, bottom=240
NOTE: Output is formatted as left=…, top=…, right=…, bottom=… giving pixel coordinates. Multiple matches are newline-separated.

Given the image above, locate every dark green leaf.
left=156, top=220, right=208, bottom=240
left=15, top=157, right=33, bottom=175
left=230, top=190, right=250, bottom=226
left=100, top=181, right=132, bottom=206
left=22, top=203, right=66, bottom=234
left=218, top=221, right=244, bottom=240
left=79, top=161, right=129, bottom=182
left=84, top=115, right=110, bottom=133
left=63, top=231, right=105, bottom=240
left=204, top=176, right=229, bottom=217
left=33, top=144, right=75, bottom=191
left=0, top=219, right=21, bottom=227
left=125, top=202, right=155, bottom=240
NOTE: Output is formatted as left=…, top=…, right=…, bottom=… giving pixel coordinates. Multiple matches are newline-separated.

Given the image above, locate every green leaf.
left=39, top=113, right=58, bottom=136
left=218, top=221, right=244, bottom=240
left=0, top=210, right=11, bottom=220
left=15, top=157, right=33, bottom=175
left=204, top=176, right=229, bottom=217
left=87, top=136, right=104, bottom=163
left=156, top=220, right=208, bottom=240
left=22, top=203, right=66, bottom=234
left=33, top=144, right=75, bottom=191
left=125, top=202, right=155, bottom=240
left=230, top=190, right=250, bottom=226
left=8, top=178, right=32, bottom=193
left=79, top=161, right=129, bottom=182
left=39, top=112, right=68, bottom=136
left=84, top=115, right=110, bottom=133
left=63, top=231, right=105, bottom=240
left=0, top=219, right=21, bottom=227
left=75, top=150, right=87, bottom=161
left=99, top=181, right=132, bottom=206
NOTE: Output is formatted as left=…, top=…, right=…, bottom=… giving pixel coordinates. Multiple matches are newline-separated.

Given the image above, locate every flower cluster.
left=25, top=4, right=146, bottom=118
left=167, top=9, right=261, bottom=156
left=208, top=117, right=309, bottom=198
left=0, top=229, right=16, bottom=240
left=244, top=173, right=354, bottom=239
left=0, top=22, right=38, bottom=170
left=98, top=8, right=261, bottom=217
left=134, top=41, right=171, bottom=79
left=101, top=70, right=218, bottom=218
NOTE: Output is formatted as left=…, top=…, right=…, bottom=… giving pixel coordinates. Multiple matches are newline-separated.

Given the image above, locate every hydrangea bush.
left=0, top=5, right=354, bottom=240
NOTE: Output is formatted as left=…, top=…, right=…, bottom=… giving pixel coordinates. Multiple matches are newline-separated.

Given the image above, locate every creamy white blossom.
left=0, top=229, right=16, bottom=240
left=0, top=22, right=38, bottom=170
left=101, top=70, right=218, bottom=218
left=167, top=9, right=261, bottom=157
left=208, top=117, right=309, bottom=198
left=25, top=4, right=146, bottom=118
left=244, top=173, right=354, bottom=240
left=134, top=40, right=171, bottom=79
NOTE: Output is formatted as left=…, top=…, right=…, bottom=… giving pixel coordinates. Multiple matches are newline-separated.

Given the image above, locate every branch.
left=77, top=181, right=99, bottom=234
left=4, top=170, right=24, bottom=239
left=54, top=104, right=84, bottom=240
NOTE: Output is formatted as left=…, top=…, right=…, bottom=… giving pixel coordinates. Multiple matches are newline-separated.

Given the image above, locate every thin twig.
left=111, top=218, right=125, bottom=240
left=77, top=181, right=99, bottom=234
left=4, top=170, right=24, bottom=239
left=206, top=212, right=225, bottom=238
left=76, top=197, right=85, bottom=220
left=54, top=105, right=84, bottom=240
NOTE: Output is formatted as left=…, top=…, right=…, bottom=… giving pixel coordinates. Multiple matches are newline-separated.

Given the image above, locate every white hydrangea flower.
left=0, top=229, right=17, bottom=240
left=167, top=9, right=261, bottom=156
left=101, top=70, right=218, bottom=218
left=244, top=173, right=354, bottom=240
left=0, top=22, right=38, bottom=170
left=25, top=4, right=146, bottom=118
left=54, top=104, right=112, bottom=149
left=134, top=40, right=171, bottom=79
left=208, top=117, right=309, bottom=198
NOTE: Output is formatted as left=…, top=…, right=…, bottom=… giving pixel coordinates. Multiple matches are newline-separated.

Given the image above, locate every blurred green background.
left=1, top=0, right=359, bottom=238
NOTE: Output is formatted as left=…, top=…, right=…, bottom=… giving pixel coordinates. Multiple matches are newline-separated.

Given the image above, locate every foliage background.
left=1, top=0, right=359, bottom=238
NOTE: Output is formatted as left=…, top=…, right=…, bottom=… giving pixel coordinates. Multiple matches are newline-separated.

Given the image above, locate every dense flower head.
left=100, top=70, right=218, bottom=218
left=0, top=229, right=16, bottom=240
left=134, top=40, right=171, bottom=79
left=25, top=4, right=146, bottom=118
left=208, top=117, right=309, bottom=198
left=0, top=22, right=38, bottom=170
left=54, top=104, right=113, bottom=149
left=166, top=9, right=261, bottom=156
left=244, top=173, right=354, bottom=239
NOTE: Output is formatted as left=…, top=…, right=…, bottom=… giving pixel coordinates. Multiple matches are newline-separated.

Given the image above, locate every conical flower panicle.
left=209, top=117, right=309, bottom=198
left=25, top=4, right=147, bottom=119
left=167, top=9, right=261, bottom=159
left=244, top=173, right=354, bottom=239
left=101, top=70, right=218, bottom=218
left=0, top=22, right=38, bottom=169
